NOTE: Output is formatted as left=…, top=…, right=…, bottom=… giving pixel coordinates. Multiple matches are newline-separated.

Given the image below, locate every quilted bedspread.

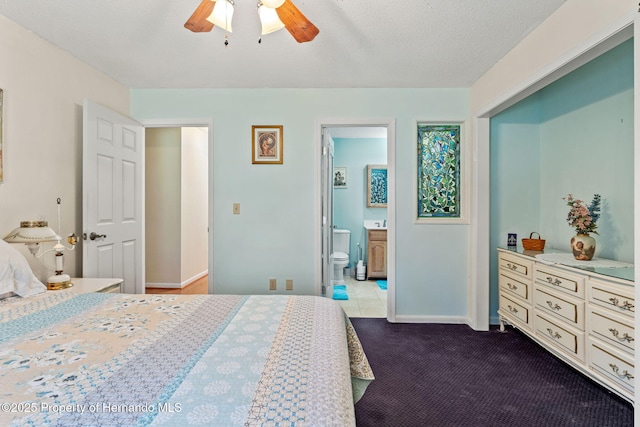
left=0, top=290, right=373, bottom=426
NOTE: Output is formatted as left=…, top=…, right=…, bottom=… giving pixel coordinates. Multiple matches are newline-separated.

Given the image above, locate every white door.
left=82, top=100, right=144, bottom=294
left=321, top=129, right=335, bottom=297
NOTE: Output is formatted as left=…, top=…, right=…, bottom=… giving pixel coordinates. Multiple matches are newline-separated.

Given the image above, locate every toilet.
left=332, top=229, right=350, bottom=285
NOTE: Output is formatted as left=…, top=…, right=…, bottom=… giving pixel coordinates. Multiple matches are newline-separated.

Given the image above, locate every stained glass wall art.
left=417, top=123, right=461, bottom=218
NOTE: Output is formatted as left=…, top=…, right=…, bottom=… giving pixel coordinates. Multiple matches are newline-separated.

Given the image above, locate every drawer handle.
left=507, top=283, right=518, bottom=291
left=546, top=276, right=562, bottom=286
left=546, top=328, right=561, bottom=339
left=546, top=300, right=562, bottom=311
left=609, top=363, right=634, bottom=380
left=506, top=263, right=518, bottom=271
left=609, top=297, right=634, bottom=311
left=507, top=305, right=518, bottom=314
left=608, top=328, right=634, bottom=343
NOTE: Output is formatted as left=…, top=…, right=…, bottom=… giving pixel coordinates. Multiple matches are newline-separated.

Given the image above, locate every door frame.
left=320, top=129, right=335, bottom=297
left=315, top=118, right=396, bottom=321
left=140, top=118, right=215, bottom=294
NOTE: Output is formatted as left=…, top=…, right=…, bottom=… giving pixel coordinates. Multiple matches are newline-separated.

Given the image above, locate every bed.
left=0, top=243, right=374, bottom=426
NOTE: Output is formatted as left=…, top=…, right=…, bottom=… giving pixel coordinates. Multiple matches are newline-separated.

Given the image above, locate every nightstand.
left=70, top=278, right=123, bottom=293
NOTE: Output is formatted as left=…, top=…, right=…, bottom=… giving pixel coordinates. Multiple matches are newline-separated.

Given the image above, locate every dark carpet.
left=351, top=319, right=634, bottom=427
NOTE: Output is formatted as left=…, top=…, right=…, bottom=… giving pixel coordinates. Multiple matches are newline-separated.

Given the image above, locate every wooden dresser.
left=497, top=248, right=634, bottom=402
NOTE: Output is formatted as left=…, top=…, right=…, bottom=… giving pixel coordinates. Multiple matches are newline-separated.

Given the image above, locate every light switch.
left=233, top=203, right=240, bottom=214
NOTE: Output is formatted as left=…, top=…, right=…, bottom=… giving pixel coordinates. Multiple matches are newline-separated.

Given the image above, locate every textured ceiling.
left=0, top=0, right=566, bottom=89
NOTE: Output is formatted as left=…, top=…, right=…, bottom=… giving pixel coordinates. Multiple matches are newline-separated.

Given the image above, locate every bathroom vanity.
left=363, top=221, right=387, bottom=279
left=367, top=231, right=387, bottom=280
left=497, top=247, right=635, bottom=403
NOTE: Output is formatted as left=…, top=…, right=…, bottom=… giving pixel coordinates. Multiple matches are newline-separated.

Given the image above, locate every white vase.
left=571, top=233, right=596, bottom=261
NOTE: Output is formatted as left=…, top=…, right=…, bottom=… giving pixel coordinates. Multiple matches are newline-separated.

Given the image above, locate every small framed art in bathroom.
left=367, top=164, right=387, bottom=208
left=252, top=125, right=283, bottom=164
left=334, top=167, right=347, bottom=188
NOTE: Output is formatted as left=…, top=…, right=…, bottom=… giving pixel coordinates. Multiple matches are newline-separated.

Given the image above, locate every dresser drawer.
left=588, top=337, right=634, bottom=395
left=535, top=313, right=584, bottom=361
left=98, top=283, right=122, bottom=293
left=589, top=280, right=634, bottom=319
left=499, top=272, right=531, bottom=302
left=498, top=253, right=533, bottom=279
left=588, top=307, right=635, bottom=355
left=499, top=293, right=531, bottom=329
left=534, top=265, right=584, bottom=298
left=534, top=286, right=584, bottom=330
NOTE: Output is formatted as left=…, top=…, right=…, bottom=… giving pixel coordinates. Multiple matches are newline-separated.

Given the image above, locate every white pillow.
left=0, top=240, right=46, bottom=298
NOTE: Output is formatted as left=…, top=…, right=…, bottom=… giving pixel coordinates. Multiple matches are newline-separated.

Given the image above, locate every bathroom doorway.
left=320, top=121, right=395, bottom=319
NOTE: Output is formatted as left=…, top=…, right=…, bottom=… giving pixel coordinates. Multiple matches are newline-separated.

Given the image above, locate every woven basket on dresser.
left=521, top=232, right=545, bottom=251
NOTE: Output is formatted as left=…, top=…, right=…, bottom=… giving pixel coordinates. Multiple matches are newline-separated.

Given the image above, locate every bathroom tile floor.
left=336, top=276, right=387, bottom=318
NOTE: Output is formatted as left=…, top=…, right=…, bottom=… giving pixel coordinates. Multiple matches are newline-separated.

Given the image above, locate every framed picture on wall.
left=367, top=164, right=387, bottom=207
left=334, top=167, right=347, bottom=188
left=252, top=125, right=283, bottom=164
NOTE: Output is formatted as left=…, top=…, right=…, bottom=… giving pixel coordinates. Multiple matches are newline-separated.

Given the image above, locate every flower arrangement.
left=563, top=194, right=601, bottom=235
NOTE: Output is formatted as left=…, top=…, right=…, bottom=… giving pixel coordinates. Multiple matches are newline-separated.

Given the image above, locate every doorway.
left=144, top=127, right=208, bottom=293
left=318, top=119, right=396, bottom=320
left=140, top=119, right=214, bottom=294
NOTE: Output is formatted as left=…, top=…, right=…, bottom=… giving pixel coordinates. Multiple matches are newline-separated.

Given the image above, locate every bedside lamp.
left=3, top=199, right=78, bottom=290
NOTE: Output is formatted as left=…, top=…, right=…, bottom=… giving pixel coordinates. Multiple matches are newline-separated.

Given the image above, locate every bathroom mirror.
left=366, top=164, right=387, bottom=208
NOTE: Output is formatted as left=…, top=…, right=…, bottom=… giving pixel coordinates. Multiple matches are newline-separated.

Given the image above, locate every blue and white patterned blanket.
left=0, top=290, right=373, bottom=426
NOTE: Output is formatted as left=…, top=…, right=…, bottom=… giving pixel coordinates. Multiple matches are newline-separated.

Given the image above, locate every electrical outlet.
left=286, top=279, right=293, bottom=291
left=269, top=278, right=277, bottom=290
left=233, top=203, right=240, bottom=214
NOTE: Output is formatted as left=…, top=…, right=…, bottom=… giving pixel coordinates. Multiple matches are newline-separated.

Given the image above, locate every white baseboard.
left=390, top=314, right=497, bottom=331
left=146, top=270, right=208, bottom=289
left=392, top=315, right=469, bottom=324
left=182, top=270, right=208, bottom=287
left=145, top=282, right=182, bottom=289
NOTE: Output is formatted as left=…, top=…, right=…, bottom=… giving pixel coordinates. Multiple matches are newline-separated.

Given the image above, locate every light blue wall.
left=538, top=40, right=634, bottom=260
left=333, top=137, right=387, bottom=267
left=490, top=96, right=542, bottom=319
left=131, top=88, right=470, bottom=319
left=490, top=39, right=634, bottom=321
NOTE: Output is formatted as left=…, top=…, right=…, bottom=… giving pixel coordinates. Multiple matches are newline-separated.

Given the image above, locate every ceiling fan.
left=184, top=0, right=319, bottom=43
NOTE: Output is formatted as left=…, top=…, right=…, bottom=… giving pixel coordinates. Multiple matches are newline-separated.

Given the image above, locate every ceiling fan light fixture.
left=258, top=4, right=285, bottom=35
left=207, top=0, right=235, bottom=32
left=262, top=0, right=285, bottom=8
left=186, top=0, right=318, bottom=43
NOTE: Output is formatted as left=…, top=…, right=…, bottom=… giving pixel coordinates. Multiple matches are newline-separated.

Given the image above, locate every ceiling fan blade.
left=276, top=0, right=319, bottom=43
left=184, top=0, right=216, bottom=33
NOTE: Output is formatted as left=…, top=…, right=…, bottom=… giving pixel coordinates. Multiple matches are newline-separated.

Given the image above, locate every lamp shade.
left=207, top=0, right=234, bottom=32
left=3, top=221, right=59, bottom=244
left=259, top=4, right=285, bottom=35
